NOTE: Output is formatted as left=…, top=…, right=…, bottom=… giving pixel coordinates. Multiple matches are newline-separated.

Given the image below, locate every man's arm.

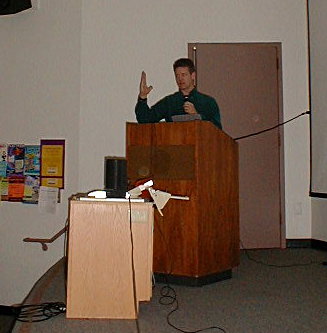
left=135, top=71, right=168, bottom=124
left=209, top=98, right=222, bottom=129
left=135, top=96, right=169, bottom=124
left=200, top=98, right=222, bottom=129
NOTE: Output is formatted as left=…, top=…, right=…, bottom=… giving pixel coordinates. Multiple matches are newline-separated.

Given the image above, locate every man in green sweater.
left=135, top=58, right=222, bottom=129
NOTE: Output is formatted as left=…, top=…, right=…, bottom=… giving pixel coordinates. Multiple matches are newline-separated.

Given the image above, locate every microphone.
left=182, top=95, right=192, bottom=113
left=182, top=95, right=190, bottom=113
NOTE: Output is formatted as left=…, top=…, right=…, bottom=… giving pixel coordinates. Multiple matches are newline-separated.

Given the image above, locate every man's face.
left=174, top=66, right=195, bottom=93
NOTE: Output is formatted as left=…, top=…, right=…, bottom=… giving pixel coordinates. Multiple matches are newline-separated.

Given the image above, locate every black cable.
left=63, top=217, right=69, bottom=295
left=240, top=240, right=323, bottom=267
left=234, top=111, right=310, bottom=141
left=15, top=302, right=66, bottom=323
left=155, top=216, right=227, bottom=333
left=158, top=283, right=227, bottom=333
left=128, top=197, right=141, bottom=333
left=63, top=217, right=68, bottom=258
left=163, top=291, right=227, bottom=333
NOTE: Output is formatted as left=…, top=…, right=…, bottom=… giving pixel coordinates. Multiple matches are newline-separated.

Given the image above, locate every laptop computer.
left=171, top=114, right=201, bottom=122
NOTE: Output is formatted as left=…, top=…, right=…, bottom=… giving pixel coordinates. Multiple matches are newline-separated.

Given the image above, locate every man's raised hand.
left=139, top=71, right=153, bottom=99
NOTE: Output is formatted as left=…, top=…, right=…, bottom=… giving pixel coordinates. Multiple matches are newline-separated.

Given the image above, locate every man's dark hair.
left=173, top=58, right=196, bottom=73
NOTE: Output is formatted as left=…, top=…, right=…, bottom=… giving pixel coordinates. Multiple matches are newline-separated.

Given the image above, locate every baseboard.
left=154, top=269, right=232, bottom=287
left=287, top=238, right=327, bottom=251
left=286, top=239, right=312, bottom=248
left=311, top=239, right=327, bottom=251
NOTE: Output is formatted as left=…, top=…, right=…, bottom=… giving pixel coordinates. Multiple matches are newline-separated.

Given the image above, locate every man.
left=135, top=58, right=222, bottom=129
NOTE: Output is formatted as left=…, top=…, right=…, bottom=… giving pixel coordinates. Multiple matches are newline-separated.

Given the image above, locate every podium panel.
left=126, top=121, right=239, bottom=285
left=128, top=145, right=195, bottom=180
left=66, top=200, right=153, bottom=319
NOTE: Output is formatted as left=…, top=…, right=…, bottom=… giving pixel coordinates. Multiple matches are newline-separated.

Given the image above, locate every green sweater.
left=135, top=89, right=222, bottom=129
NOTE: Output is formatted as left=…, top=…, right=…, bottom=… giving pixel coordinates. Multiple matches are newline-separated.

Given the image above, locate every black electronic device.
left=104, top=157, right=127, bottom=198
left=0, top=0, right=32, bottom=15
left=171, top=114, right=201, bottom=122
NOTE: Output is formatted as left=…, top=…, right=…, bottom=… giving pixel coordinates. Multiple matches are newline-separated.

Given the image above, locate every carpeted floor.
left=6, top=248, right=327, bottom=333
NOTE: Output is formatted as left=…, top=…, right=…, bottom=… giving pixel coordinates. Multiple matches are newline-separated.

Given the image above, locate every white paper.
left=38, top=186, right=58, bottom=214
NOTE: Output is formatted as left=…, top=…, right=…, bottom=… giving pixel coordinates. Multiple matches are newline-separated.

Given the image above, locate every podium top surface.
left=79, top=197, right=147, bottom=202
left=70, top=192, right=150, bottom=203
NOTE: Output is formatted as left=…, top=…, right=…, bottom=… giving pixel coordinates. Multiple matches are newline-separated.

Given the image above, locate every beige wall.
left=0, top=0, right=313, bottom=304
left=0, top=1, right=81, bottom=304
left=309, top=0, right=327, bottom=242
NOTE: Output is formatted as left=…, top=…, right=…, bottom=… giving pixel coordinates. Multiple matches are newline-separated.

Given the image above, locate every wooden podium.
left=126, top=121, right=239, bottom=285
left=66, top=199, right=154, bottom=319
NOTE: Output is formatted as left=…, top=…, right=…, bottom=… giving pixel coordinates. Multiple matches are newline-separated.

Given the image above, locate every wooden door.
left=189, top=43, right=284, bottom=249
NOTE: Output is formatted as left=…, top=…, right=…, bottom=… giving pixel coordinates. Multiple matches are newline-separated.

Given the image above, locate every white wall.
left=80, top=0, right=311, bottom=234
left=0, top=0, right=312, bottom=305
left=0, top=1, right=81, bottom=304
left=309, top=0, right=327, bottom=242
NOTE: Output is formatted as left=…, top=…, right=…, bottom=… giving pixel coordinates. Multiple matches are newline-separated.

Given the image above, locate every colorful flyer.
left=8, top=176, right=25, bottom=202
left=24, top=145, right=40, bottom=176
left=23, top=175, right=40, bottom=204
left=41, top=177, right=63, bottom=188
left=40, top=140, right=65, bottom=189
left=7, top=144, right=25, bottom=176
left=0, top=177, right=8, bottom=201
left=0, top=144, right=7, bottom=177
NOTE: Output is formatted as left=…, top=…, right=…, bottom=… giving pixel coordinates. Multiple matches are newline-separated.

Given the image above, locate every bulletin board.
left=0, top=139, right=65, bottom=204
